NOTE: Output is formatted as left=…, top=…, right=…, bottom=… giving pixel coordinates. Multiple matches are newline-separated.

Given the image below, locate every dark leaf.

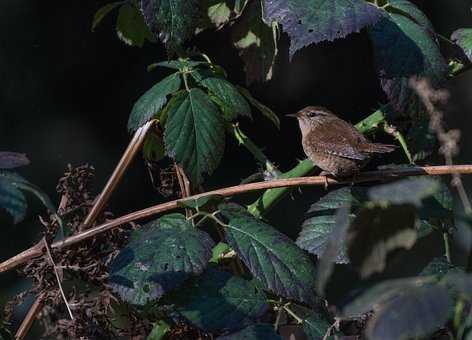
left=237, top=86, right=280, bottom=128
left=128, top=72, right=181, bottom=131
left=164, top=88, right=225, bottom=186
left=407, top=117, right=436, bottom=161
left=452, top=28, right=472, bottom=62
left=173, top=268, right=268, bottom=333
left=116, top=3, right=154, bottom=47
left=143, top=132, right=166, bottom=162
left=385, top=0, right=434, bottom=31
left=109, top=214, right=214, bottom=305
left=263, top=0, right=382, bottom=58
left=232, top=0, right=277, bottom=84
left=0, top=152, right=29, bottom=169
left=346, top=204, right=418, bottom=278
left=141, top=0, right=201, bottom=50
left=420, top=257, right=463, bottom=280
left=91, top=2, right=122, bottom=32
left=302, top=312, right=332, bottom=340
left=217, top=324, right=281, bottom=339
left=220, top=203, right=317, bottom=305
left=366, top=285, right=451, bottom=340
left=148, top=59, right=207, bottom=71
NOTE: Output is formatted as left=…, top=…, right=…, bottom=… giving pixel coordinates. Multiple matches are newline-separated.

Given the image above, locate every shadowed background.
left=0, top=0, right=471, bottom=334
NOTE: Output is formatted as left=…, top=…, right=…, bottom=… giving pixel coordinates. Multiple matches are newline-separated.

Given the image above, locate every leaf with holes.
left=219, top=203, right=317, bottom=305
left=172, top=268, right=268, bottom=333
left=116, top=3, right=155, bottom=47
left=141, top=0, right=201, bottom=50
left=128, top=72, right=181, bottom=131
left=164, top=88, right=225, bottom=186
left=0, top=152, right=29, bottom=169
left=263, top=0, right=382, bottom=57
left=368, top=12, right=446, bottom=112
left=452, top=28, right=472, bottom=62
left=109, top=214, right=214, bottom=305
left=232, top=0, right=277, bottom=84
left=191, top=69, right=251, bottom=120
left=217, top=324, right=281, bottom=339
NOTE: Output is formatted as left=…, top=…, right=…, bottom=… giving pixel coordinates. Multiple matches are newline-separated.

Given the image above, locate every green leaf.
left=204, top=0, right=248, bottom=28
left=219, top=203, right=317, bottom=305
left=164, top=88, right=225, bottom=186
left=237, top=86, right=280, bottom=128
left=385, top=0, right=434, bottom=31
left=91, top=2, right=122, bottom=32
left=217, top=324, right=281, bottom=339
left=128, top=72, right=181, bottom=131
left=452, top=28, right=472, bottom=62
left=173, top=268, right=268, bottom=333
left=263, top=0, right=382, bottom=57
left=368, top=177, right=440, bottom=207
left=232, top=0, right=277, bottom=84
left=0, top=152, right=29, bottom=169
left=302, top=312, right=332, bottom=340
left=210, top=242, right=231, bottom=263
left=191, top=70, right=251, bottom=120
left=141, top=0, right=201, bottom=50
left=147, top=320, right=171, bottom=340
left=109, top=213, right=214, bottom=305
left=143, top=132, right=166, bottom=162
left=368, top=12, right=446, bottom=112
left=366, top=285, right=451, bottom=340
left=346, top=204, right=418, bottom=278
left=116, top=4, right=154, bottom=47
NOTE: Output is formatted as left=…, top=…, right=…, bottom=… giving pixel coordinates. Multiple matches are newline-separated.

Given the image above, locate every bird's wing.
left=306, top=120, right=368, bottom=160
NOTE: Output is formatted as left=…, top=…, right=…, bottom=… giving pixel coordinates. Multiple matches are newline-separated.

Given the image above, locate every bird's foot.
left=319, top=171, right=331, bottom=190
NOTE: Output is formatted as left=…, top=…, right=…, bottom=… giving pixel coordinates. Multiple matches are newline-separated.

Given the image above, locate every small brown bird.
left=289, top=106, right=396, bottom=177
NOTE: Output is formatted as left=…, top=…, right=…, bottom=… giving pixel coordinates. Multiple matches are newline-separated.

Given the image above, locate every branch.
left=1, top=164, right=472, bottom=274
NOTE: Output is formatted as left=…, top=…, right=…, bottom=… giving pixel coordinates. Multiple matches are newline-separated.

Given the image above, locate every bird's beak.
left=285, top=113, right=299, bottom=118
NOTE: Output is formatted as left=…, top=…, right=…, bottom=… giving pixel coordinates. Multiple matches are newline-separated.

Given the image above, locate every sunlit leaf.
left=172, top=268, right=268, bottom=333
left=128, top=72, right=181, bottom=131
left=220, top=203, right=317, bottom=305
left=116, top=3, right=154, bottom=47
left=204, top=0, right=248, bottom=28
left=452, top=28, right=472, bottom=62
left=164, top=88, right=225, bottom=186
left=109, top=214, right=214, bottom=305
left=263, top=0, right=382, bottom=57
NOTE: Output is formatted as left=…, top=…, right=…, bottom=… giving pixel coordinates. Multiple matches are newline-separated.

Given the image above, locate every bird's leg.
left=319, top=171, right=331, bottom=190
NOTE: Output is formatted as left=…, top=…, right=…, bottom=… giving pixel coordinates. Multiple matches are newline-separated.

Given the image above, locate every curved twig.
left=1, top=164, right=472, bottom=274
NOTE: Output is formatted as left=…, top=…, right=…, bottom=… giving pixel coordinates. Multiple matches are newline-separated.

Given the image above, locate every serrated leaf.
left=109, top=213, right=214, bottom=305
left=452, top=28, right=472, bottom=62
left=346, top=204, right=418, bottom=278
left=91, top=2, right=122, bottom=32
left=191, top=69, right=251, bottom=120
left=217, top=324, right=281, bottom=339
left=368, top=177, right=440, bottom=207
left=263, top=0, right=382, bottom=57
left=116, top=4, right=154, bottom=47
left=232, top=0, right=277, bottom=84
left=366, top=285, right=451, bottom=340
left=0, top=152, right=29, bottom=169
left=237, top=86, right=280, bottom=128
left=141, top=0, right=201, bottom=50
left=128, top=72, right=181, bottom=131
left=219, top=203, right=317, bottom=305
left=173, top=268, right=268, bottom=333
left=368, top=12, right=446, bottom=112
left=164, top=88, right=225, bottom=186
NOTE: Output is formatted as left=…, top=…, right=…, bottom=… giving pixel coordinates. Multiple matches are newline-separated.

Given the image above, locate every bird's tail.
left=361, top=143, right=397, bottom=153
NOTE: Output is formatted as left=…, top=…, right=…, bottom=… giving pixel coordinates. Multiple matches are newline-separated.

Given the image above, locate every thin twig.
left=174, top=163, right=192, bottom=218
left=43, top=238, right=74, bottom=320
left=81, top=120, right=154, bottom=229
left=1, top=165, right=472, bottom=273
left=15, top=293, right=46, bottom=340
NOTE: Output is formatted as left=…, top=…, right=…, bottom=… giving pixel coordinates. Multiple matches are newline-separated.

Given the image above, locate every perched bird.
left=288, top=106, right=396, bottom=178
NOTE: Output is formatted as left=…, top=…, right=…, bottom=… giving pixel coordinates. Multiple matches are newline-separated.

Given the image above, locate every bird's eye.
left=307, top=111, right=317, bottom=117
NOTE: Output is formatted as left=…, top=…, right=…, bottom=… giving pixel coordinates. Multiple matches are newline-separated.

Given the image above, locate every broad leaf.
left=385, top=0, right=434, bottom=31
left=232, top=0, right=277, bottom=84
left=217, top=324, right=281, bottom=339
left=263, top=0, right=382, bottom=57
left=346, top=204, right=418, bottom=278
left=128, top=72, right=181, bottom=131
left=205, top=0, right=248, bottom=28
left=91, top=2, right=122, bottom=32
left=452, top=28, right=472, bottom=62
left=116, top=4, right=154, bottom=47
left=173, top=268, right=268, bottom=333
left=0, top=152, right=29, bottom=169
left=366, top=285, right=451, bottom=340
left=220, top=203, right=317, bottom=305
left=191, top=70, right=251, bottom=120
left=164, top=88, right=225, bottom=186
left=368, top=12, right=446, bottom=112
left=141, top=0, right=201, bottom=49
left=302, top=312, right=332, bottom=340
left=109, top=214, right=214, bottom=305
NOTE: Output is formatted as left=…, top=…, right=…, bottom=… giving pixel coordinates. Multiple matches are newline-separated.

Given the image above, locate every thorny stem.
left=2, top=165, right=472, bottom=274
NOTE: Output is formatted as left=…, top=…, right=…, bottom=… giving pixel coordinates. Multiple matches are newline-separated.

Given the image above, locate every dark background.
left=1, top=0, right=472, bottom=330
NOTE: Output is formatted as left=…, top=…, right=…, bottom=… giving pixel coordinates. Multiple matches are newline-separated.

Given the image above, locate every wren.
left=289, top=106, right=396, bottom=177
